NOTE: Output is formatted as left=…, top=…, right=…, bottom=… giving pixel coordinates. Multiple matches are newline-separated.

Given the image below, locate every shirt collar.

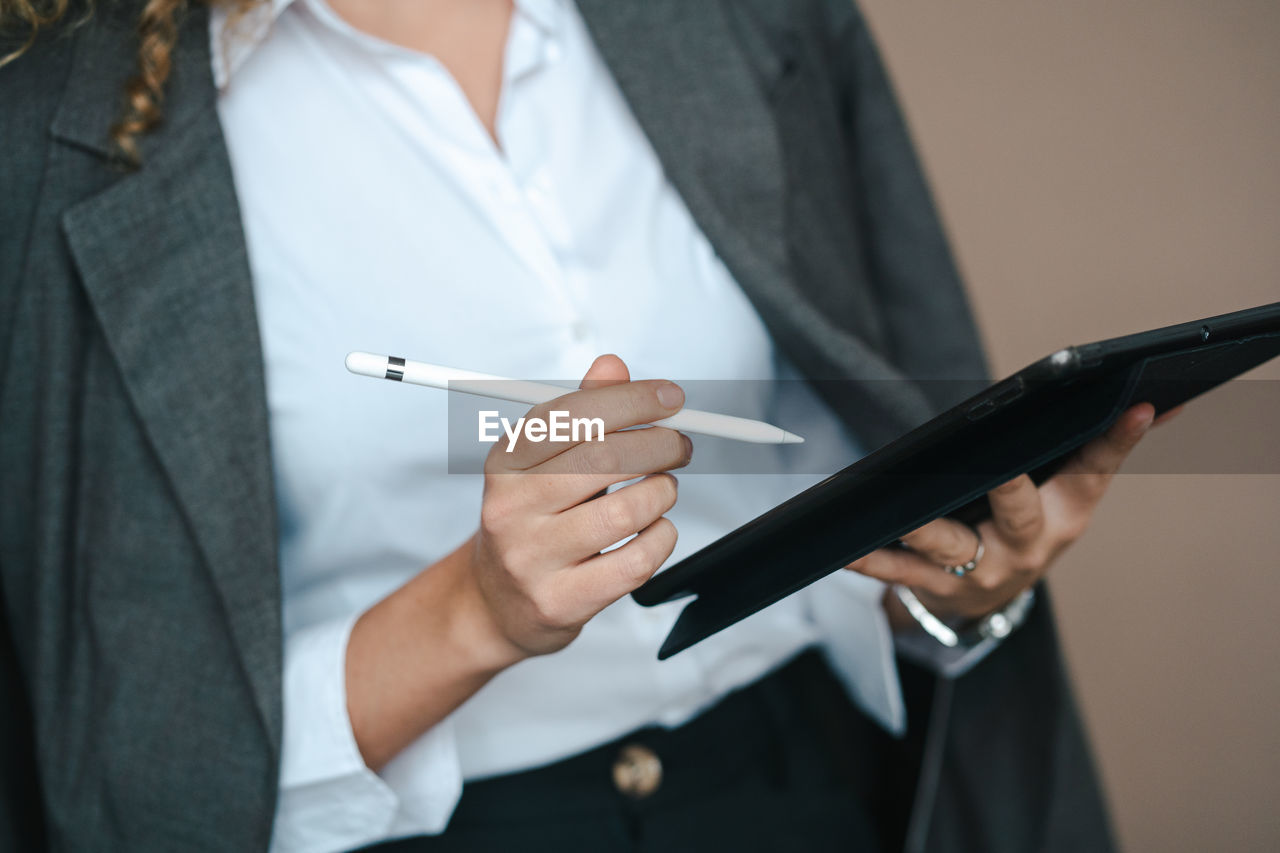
left=516, top=0, right=562, bottom=36
left=210, top=0, right=297, bottom=90
left=211, top=0, right=565, bottom=91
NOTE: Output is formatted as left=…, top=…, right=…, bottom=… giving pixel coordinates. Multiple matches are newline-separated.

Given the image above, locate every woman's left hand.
left=846, top=402, right=1179, bottom=627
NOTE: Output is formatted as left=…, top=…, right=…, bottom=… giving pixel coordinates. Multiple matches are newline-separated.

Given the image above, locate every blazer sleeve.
left=824, top=0, right=993, bottom=400
left=0, top=28, right=71, bottom=852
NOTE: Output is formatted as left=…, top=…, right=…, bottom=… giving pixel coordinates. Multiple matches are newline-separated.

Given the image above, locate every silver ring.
left=942, top=528, right=984, bottom=577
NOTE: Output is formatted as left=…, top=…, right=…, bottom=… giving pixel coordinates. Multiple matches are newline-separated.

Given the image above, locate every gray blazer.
left=0, top=1, right=1116, bottom=850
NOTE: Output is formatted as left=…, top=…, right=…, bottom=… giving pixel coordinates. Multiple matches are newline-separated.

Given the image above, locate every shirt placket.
left=321, top=5, right=584, bottom=336
left=496, top=12, right=600, bottom=362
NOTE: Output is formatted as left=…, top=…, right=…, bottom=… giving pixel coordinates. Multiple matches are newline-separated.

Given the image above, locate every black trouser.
left=362, top=649, right=913, bottom=853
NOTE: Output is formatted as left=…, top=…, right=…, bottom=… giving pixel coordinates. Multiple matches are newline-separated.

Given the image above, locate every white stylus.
left=345, top=352, right=804, bottom=445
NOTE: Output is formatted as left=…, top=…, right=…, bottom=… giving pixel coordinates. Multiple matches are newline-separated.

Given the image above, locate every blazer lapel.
left=53, top=7, right=282, bottom=754
left=575, top=0, right=937, bottom=446
left=574, top=0, right=790, bottom=293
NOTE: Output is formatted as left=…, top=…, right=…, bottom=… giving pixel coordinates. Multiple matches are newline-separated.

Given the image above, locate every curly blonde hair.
left=1, top=0, right=259, bottom=165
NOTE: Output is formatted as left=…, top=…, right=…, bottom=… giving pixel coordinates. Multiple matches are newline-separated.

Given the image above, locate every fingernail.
left=657, top=382, right=684, bottom=410
left=681, top=433, right=694, bottom=462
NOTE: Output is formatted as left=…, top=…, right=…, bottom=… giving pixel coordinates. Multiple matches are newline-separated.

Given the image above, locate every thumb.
left=579, top=354, right=630, bottom=390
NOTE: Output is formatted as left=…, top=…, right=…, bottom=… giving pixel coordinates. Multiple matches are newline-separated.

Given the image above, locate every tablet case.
left=633, top=301, right=1280, bottom=659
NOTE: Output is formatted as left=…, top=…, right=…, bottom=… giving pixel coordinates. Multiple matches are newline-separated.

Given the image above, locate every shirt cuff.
left=803, top=569, right=907, bottom=736
left=892, top=617, right=1003, bottom=679
left=270, top=613, right=464, bottom=853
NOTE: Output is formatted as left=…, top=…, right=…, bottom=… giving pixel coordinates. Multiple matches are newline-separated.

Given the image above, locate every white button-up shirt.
left=213, top=1, right=995, bottom=851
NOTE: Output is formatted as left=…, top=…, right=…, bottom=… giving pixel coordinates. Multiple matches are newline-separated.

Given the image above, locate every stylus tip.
left=780, top=430, right=805, bottom=444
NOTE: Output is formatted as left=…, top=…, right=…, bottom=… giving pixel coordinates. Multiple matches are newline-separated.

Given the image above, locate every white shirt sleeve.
left=269, top=614, right=464, bottom=853
left=804, top=570, right=1006, bottom=739
left=804, top=569, right=908, bottom=736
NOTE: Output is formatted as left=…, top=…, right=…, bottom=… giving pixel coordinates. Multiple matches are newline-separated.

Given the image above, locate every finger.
left=986, top=474, right=1044, bottom=546
left=550, top=474, right=679, bottom=560
left=513, top=354, right=632, bottom=491
left=484, top=422, right=688, bottom=525
left=493, top=378, right=686, bottom=472
left=1049, top=402, right=1154, bottom=507
left=528, top=428, right=692, bottom=511
left=487, top=354, right=632, bottom=473
left=578, top=353, right=630, bottom=390
left=574, top=516, right=679, bottom=608
left=845, top=548, right=965, bottom=599
left=899, top=517, right=984, bottom=570
left=535, top=423, right=690, bottom=482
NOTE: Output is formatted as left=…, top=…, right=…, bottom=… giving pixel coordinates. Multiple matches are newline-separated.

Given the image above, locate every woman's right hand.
left=465, top=353, right=690, bottom=660
left=346, top=353, right=688, bottom=770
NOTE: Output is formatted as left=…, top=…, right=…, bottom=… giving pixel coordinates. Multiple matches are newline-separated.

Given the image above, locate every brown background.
left=857, top=1, right=1280, bottom=851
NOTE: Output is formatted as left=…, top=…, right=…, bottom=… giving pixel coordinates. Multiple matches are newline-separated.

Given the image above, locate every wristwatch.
left=893, top=585, right=1036, bottom=649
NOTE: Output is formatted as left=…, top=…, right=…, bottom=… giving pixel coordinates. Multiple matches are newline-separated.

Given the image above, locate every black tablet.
left=633, top=301, right=1280, bottom=659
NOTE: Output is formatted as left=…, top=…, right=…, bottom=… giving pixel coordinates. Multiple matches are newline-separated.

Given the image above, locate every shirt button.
left=612, top=743, right=662, bottom=799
